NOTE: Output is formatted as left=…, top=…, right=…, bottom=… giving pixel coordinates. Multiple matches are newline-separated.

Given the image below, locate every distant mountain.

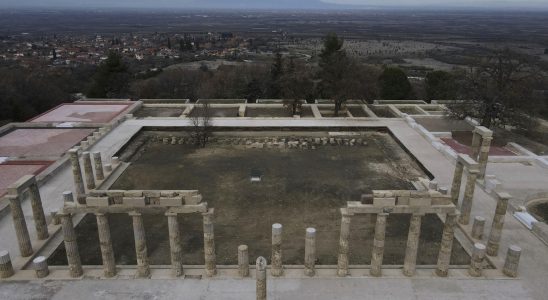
left=2, top=0, right=548, bottom=10
left=0, top=0, right=349, bottom=10
left=186, top=0, right=342, bottom=10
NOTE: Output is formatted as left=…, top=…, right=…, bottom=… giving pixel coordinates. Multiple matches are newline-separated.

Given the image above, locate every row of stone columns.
left=468, top=192, right=511, bottom=261
left=52, top=207, right=217, bottom=279
left=271, top=223, right=318, bottom=277
left=68, top=148, right=109, bottom=202
left=7, top=176, right=49, bottom=258
left=336, top=210, right=458, bottom=277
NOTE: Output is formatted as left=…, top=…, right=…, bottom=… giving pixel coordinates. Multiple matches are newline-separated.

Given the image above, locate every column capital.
left=495, top=191, right=512, bottom=200
left=411, top=212, right=426, bottom=217
left=128, top=211, right=142, bottom=217
left=340, top=207, right=354, bottom=217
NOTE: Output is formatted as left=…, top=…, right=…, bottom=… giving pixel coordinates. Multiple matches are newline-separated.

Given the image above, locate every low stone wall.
left=151, top=135, right=370, bottom=150
left=532, top=222, right=548, bottom=245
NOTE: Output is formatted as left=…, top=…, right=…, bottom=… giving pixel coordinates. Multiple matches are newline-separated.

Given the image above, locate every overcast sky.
left=2, top=0, right=548, bottom=10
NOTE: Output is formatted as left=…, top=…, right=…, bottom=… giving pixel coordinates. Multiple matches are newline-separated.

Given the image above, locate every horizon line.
left=2, top=5, right=548, bottom=13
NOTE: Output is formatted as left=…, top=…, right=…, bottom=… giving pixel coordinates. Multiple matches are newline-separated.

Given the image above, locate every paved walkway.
left=0, top=123, right=141, bottom=258
left=0, top=118, right=547, bottom=300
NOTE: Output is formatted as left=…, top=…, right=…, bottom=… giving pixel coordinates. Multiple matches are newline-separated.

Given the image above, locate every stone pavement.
left=0, top=276, right=535, bottom=300
left=0, top=117, right=547, bottom=299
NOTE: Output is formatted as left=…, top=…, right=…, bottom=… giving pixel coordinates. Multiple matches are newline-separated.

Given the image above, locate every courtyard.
left=49, top=130, right=470, bottom=266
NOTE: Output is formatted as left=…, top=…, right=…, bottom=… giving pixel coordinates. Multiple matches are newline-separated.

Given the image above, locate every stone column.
left=238, top=245, right=249, bottom=277
left=33, top=256, right=49, bottom=278
left=337, top=208, right=352, bottom=277
left=403, top=213, right=423, bottom=277
left=487, top=192, right=511, bottom=256
left=92, top=152, right=105, bottom=181
left=7, top=194, right=33, bottom=257
left=59, top=212, right=83, bottom=277
left=82, top=152, right=96, bottom=190
left=256, top=256, right=267, bottom=300
left=468, top=243, right=486, bottom=277
left=304, top=227, right=316, bottom=277
left=271, top=223, right=283, bottom=276
left=503, top=245, right=521, bottom=277
left=130, top=212, right=150, bottom=278
left=370, top=213, right=388, bottom=277
left=470, top=131, right=481, bottom=160
left=458, top=168, right=479, bottom=225
left=0, top=251, right=15, bottom=278
left=436, top=213, right=458, bottom=277
left=68, top=148, right=86, bottom=203
left=471, top=216, right=486, bottom=239
left=477, top=137, right=493, bottom=179
left=28, top=182, right=49, bottom=240
left=203, top=208, right=217, bottom=277
left=450, top=162, right=464, bottom=205
left=96, top=213, right=116, bottom=277
left=167, top=212, right=183, bottom=277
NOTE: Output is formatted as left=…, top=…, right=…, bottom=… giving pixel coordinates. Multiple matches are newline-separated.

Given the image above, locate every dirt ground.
left=398, top=107, right=424, bottom=115
left=134, top=107, right=184, bottom=118
left=348, top=107, right=368, bottom=117
left=49, top=131, right=470, bottom=266
left=246, top=107, right=292, bottom=117
left=189, top=107, right=240, bottom=118
left=370, top=106, right=397, bottom=118
left=415, top=118, right=473, bottom=132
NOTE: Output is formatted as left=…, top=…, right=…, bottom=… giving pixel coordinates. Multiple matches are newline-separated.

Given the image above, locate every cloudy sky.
left=1, top=0, right=548, bottom=9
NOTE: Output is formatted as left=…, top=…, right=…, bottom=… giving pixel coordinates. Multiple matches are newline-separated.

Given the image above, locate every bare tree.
left=448, top=49, right=545, bottom=130
left=190, top=102, right=212, bottom=147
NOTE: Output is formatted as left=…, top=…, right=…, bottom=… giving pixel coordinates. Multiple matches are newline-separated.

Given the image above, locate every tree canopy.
left=425, top=70, right=457, bottom=101
left=87, top=51, right=130, bottom=98
left=378, top=67, right=412, bottom=100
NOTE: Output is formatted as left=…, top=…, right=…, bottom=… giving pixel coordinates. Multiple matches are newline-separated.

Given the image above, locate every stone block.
left=373, top=197, right=396, bottom=207
left=187, top=194, right=203, bottom=205
left=107, top=190, right=125, bottom=204
left=143, top=191, right=161, bottom=204
left=396, top=197, right=410, bottom=205
left=409, top=197, right=431, bottom=207
left=86, top=197, right=110, bottom=207
left=89, top=190, right=107, bottom=197
left=161, top=191, right=177, bottom=197
left=123, top=197, right=146, bottom=207
left=124, top=191, right=143, bottom=197
left=159, top=197, right=183, bottom=206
